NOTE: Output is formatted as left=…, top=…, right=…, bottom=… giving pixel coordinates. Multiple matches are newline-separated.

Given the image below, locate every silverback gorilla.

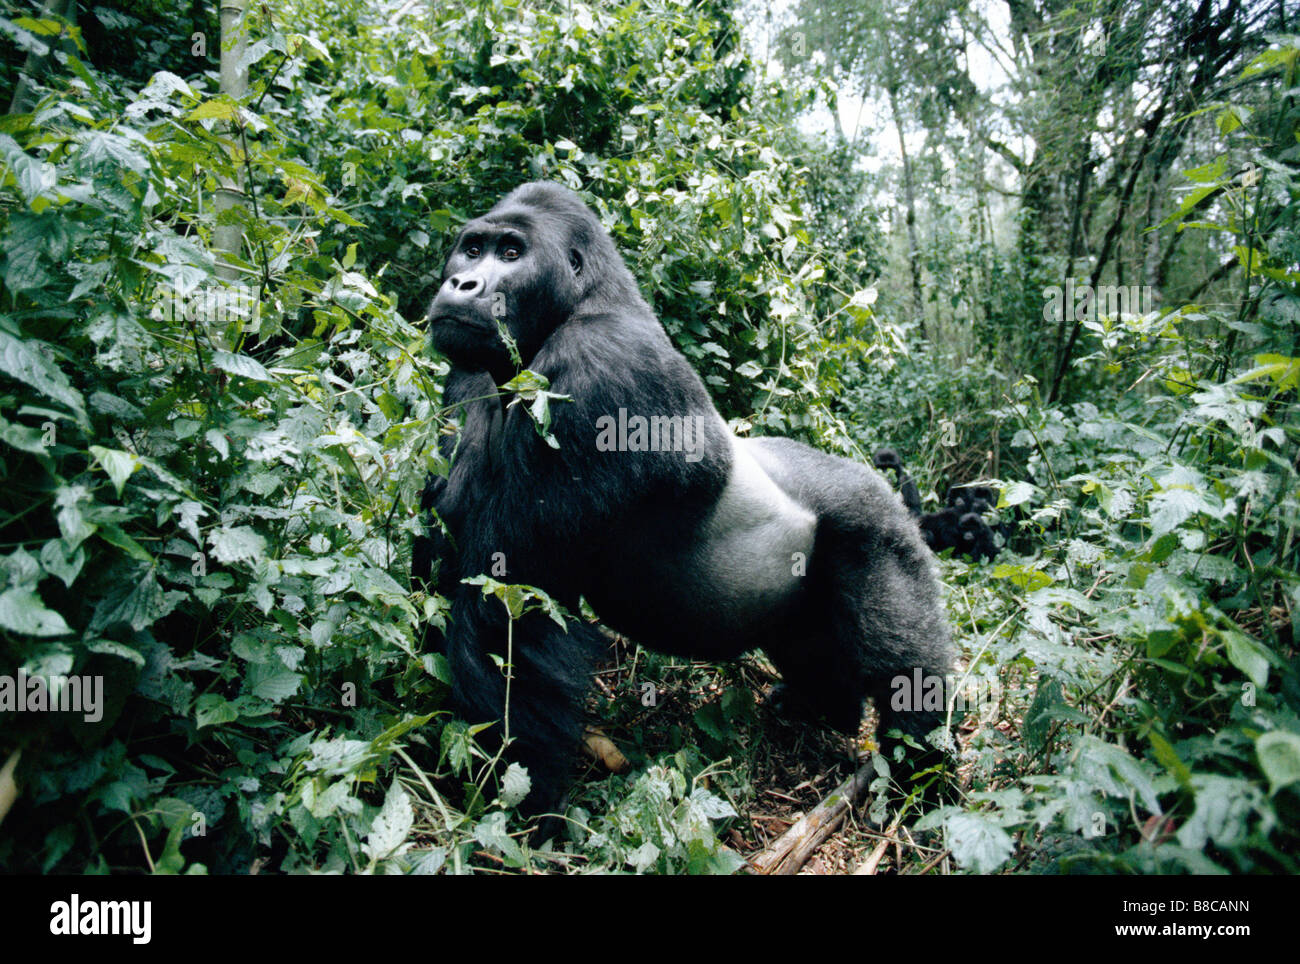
left=414, top=183, right=953, bottom=818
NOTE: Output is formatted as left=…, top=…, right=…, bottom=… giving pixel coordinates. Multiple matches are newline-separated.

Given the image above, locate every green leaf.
left=90, top=570, right=180, bottom=632
left=990, top=563, right=1052, bottom=591
left=0, top=415, right=50, bottom=454
left=195, top=693, right=238, bottom=728
left=88, top=445, right=141, bottom=497
left=39, top=539, right=84, bottom=588
left=1149, top=730, right=1193, bottom=787
left=244, top=663, right=303, bottom=703
left=1222, top=628, right=1269, bottom=688
left=500, top=763, right=531, bottom=808
left=363, top=780, right=414, bottom=864
left=86, top=639, right=146, bottom=668
left=1022, top=678, right=1061, bottom=753
left=14, top=16, right=64, bottom=36
left=210, top=351, right=272, bottom=382
left=473, top=811, right=523, bottom=864
left=1176, top=775, right=1262, bottom=851
left=153, top=817, right=191, bottom=874
left=0, top=330, right=87, bottom=425
left=945, top=812, right=1014, bottom=874
left=78, top=131, right=150, bottom=175
left=1256, top=732, right=1300, bottom=795
left=208, top=526, right=267, bottom=564
left=0, top=586, right=71, bottom=636
left=96, top=523, right=153, bottom=562
left=186, top=98, right=239, bottom=122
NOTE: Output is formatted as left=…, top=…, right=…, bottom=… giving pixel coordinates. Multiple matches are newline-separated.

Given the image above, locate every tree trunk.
left=214, top=0, right=250, bottom=283
left=888, top=83, right=926, bottom=338
left=7, top=0, right=77, bottom=115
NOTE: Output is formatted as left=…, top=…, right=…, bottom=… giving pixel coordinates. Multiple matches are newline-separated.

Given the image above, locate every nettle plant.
left=1, top=0, right=822, bottom=874
left=0, top=42, right=461, bottom=869
left=914, top=47, right=1300, bottom=871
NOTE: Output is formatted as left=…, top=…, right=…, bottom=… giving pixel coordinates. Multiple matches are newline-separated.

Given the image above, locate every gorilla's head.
left=427, top=182, right=641, bottom=378
left=948, top=484, right=995, bottom=515
left=957, top=511, right=996, bottom=561
left=872, top=448, right=904, bottom=472
left=920, top=507, right=959, bottom=551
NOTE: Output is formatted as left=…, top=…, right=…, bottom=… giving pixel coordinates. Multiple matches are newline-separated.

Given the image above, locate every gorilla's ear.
left=569, top=248, right=584, bottom=277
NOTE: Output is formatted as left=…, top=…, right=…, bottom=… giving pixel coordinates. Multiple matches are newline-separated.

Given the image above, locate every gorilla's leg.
left=746, top=436, right=952, bottom=743
left=764, top=623, right=866, bottom=734
left=819, top=515, right=951, bottom=743
left=442, top=592, right=602, bottom=818
left=763, top=515, right=953, bottom=745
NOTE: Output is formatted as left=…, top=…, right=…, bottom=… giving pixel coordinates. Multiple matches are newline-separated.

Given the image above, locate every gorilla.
left=918, top=506, right=960, bottom=554
left=947, top=484, right=995, bottom=517
left=957, top=512, right=997, bottom=562
left=872, top=448, right=921, bottom=517
left=946, top=485, right=999, bottom=560
left=873, top=452, right=1000, bottom=562
left=918, top=505, right=997, bottom=561
left=414, top=183, right=953, bottom=818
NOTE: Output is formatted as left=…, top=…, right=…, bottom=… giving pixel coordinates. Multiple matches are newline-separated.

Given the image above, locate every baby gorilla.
left=874, top=454, right=1000, bottom=562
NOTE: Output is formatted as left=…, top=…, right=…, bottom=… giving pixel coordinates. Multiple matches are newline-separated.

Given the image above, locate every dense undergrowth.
left=0, top=0, right=1296, bottom=874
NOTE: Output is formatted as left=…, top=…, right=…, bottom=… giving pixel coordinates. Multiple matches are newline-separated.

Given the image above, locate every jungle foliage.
left=0, top=0, right=1296, bottom=874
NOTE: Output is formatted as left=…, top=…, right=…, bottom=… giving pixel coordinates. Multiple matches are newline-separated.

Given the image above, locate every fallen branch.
left=853, top=811, right=904, bottom=875
left=750, top=762, right=873, bottom=875
left=581, top=727, right=629, bottom=773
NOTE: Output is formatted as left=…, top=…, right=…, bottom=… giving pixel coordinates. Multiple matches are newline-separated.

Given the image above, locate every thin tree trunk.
left=1050, top=103, right=1166, bottom=401
left=1052, top=152, right=1093, bottom=371
left=214, top=0, right=250, bottom=283
left=887, top=83, right=926, bottom=338
left=7, top=0, right=77, bottom=115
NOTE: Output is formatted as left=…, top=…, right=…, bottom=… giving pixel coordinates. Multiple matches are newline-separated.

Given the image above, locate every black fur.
left=919, top=502, right=998, bottom=561
left=947, top=484, right=995, bottom=516
left=919, top=506, right=960, bottom=554
left=957, top=512, right=997, bottom=562
left=872, top=448, right=922, bottom=517
left=873, top=453, right=1001, bottom=562
left=415, top=183, right=954, bottom=816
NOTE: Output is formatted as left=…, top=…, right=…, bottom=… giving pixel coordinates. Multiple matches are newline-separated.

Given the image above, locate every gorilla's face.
left=427, top=202, right=583, bottom=377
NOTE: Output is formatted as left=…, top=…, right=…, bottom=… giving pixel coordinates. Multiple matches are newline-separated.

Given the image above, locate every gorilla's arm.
left=412, top=369, right=503, bottom=595
left=873, top=448, right=922, bottom=517
left=457, top=315, right=728, bottom=582
left=429, top=318, right=730, bottom=814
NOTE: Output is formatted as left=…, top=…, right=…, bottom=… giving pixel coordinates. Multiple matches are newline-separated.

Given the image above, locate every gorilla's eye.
left=569, top=249, right=583, bottom=276
left=501, top=245, right=522, bottom=261
left=464, top=243, right=481, bottom=258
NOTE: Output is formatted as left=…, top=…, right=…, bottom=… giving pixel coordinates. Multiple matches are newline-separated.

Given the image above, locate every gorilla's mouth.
left=430, top=313, right=490, bottom=331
